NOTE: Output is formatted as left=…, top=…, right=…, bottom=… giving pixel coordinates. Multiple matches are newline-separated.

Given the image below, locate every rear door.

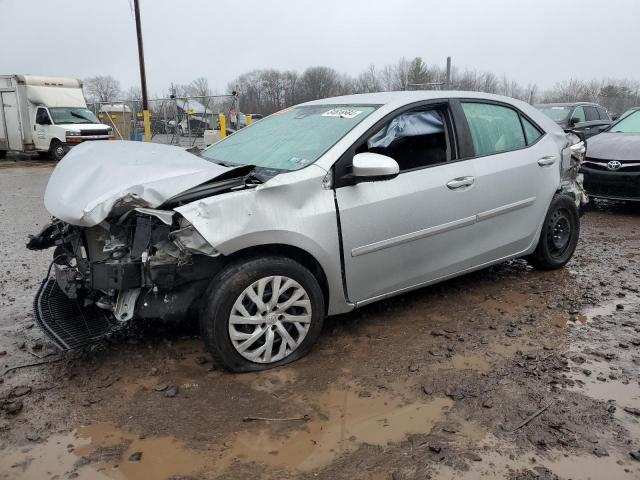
left=1, top=92, right=23, bottom=151
left=335, top=102, right=481, bottom=304
left=455, top=100, right=559, bottom=264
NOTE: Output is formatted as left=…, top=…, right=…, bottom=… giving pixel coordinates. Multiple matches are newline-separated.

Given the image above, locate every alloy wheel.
left=228, top=275, right=312, bottom=363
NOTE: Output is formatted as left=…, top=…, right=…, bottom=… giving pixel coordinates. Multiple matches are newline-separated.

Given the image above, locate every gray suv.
left=535, top=102, right=611, bottom=138
left=29, top=91, right=586, bottom=371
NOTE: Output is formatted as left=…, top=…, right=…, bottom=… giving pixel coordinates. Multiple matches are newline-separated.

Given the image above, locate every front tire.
left=200, top=256, right=325, bottom=372
left=527, top=194, right=580, bottom=270
left=49, top=140, right=67, bottom=161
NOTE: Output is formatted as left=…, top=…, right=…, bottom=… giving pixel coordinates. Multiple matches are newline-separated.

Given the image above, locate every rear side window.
left=461, top=102, right=526, bottom=156
left=521, top=117, right=543, bottom=145
left=597, top=107, right=610, bottom=120
left=584, top=106, right=599, bottom=121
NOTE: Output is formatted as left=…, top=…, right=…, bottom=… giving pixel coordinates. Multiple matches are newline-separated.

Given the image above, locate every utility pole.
left=133, top=0, right=151, bottom=142
left=445, top=56, right=452, bottom=90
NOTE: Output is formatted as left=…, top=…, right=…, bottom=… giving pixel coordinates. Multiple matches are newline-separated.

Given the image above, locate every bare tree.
left=83, top=75, right=121, bottom=103
left=297, top=66, right=345, bottom=102
left=123, top=86, right=142, bottom=101
left=354, top=64, right=381, bottom=93
left=188, top=77, right=212, bottom=98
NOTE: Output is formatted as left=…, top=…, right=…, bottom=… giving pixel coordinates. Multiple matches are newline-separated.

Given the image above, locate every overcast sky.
left=2, top=0, right=639, bottom=96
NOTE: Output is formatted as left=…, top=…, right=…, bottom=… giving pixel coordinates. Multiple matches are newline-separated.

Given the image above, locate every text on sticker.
left=322, top=108, right=362, bottom=119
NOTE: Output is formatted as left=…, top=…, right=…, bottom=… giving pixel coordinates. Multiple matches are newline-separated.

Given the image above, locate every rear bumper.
left=581, top=165, right=640, bottom=201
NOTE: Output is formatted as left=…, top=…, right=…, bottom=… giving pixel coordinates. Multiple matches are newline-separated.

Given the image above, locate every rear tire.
left=527, top=194, right=580, bottom=270
left=49, top=140, right=67, bottom=161
left=200, top=256, right=325, bottom=372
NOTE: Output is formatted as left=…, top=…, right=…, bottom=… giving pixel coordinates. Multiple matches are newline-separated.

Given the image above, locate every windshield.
left=609, top=110, right=640, bottom=133
left=49, top=107, right=100, bottom=125
left=201, top=105, right=377, bottom=171
left=537, top=106, right=571, bottom=123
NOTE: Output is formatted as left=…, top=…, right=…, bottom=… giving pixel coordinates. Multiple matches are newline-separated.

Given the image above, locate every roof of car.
left=534, top=102, right=600, bottom=108
left=302, top=90, right=527, bottom=107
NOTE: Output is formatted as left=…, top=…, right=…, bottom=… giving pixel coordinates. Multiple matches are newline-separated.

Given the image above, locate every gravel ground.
left=0, top=159, right=639, bottom=480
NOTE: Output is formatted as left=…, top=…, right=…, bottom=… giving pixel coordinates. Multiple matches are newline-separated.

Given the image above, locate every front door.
left=34, top=107, right=52, bottom=150
left=335, top=105, right=480, bottom=304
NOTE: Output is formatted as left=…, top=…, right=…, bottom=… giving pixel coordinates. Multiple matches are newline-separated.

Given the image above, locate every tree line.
left=83, top=57, right=640, bottom=117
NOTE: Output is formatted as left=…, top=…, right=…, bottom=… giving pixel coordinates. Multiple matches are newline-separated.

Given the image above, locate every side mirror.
left=352, top=152, right=399, bottom=182
left=569, top=117, right=580, bottom=126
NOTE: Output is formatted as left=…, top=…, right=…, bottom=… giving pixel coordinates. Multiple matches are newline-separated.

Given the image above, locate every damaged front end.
left=27, top=209, right=222, bottom=350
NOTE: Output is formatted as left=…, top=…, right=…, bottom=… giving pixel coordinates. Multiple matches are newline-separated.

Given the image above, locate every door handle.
left=537, top=156, right=557, bottom=167
left=446, top=176, right=475, bottom=190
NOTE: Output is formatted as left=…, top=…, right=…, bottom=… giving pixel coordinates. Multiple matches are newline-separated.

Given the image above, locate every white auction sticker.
left=322, top=108, right=362, bottom=119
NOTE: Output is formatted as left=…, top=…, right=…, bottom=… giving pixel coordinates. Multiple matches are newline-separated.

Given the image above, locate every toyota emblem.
left=607, top=160, right=622, bottom=170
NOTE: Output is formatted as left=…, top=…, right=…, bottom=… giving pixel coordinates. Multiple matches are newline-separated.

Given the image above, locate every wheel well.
left=226, top=244, right=330, bottom=314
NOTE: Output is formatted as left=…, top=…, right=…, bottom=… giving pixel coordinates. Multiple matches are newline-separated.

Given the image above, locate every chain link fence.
left=87, top=94, right=240, bottom=149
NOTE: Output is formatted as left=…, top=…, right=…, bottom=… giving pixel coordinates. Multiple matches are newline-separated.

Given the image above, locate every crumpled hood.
left=44, top=141, right=236, bottom=227
left=587, top=132, right=640, bottom=161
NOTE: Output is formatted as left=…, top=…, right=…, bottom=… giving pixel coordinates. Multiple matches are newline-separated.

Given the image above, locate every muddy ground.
left=0, top=158, right=639, bottom=480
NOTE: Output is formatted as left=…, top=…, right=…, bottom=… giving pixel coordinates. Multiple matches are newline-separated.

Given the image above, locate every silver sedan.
left=30, top=91, right=586, bottom=371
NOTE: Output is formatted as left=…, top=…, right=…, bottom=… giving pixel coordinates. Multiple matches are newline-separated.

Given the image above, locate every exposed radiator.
left=33, top=278, right=112, bottom=350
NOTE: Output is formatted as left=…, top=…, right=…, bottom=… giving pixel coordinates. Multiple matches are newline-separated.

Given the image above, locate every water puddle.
left=217, top=383, right=452, bottom=472
left=578, top=297, right=640, bottom=323
left=0, top=422, right=208, bottom=479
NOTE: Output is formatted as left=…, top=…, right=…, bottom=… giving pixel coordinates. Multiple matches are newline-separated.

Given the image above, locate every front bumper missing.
left=34, top=278, right=113, bottom=350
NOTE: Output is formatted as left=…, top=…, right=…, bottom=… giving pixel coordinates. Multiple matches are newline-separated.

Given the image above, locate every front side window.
left=584, top=106, right=599, bottom=122
left=356, top=108, right=451, bottom=171
left=35, top=108, right=51, bottom=125
left=201, top=105, right=377, bottom=171
left=609, top=110, right=640, bottom=133
left=49, top=107, right=100, bottom=125
left=461, top=102, right=526, bottom=156
left=571, top=106, right=586, bottom=123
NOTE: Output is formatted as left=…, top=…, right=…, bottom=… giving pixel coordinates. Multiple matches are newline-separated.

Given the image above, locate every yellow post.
left=143, top=110, right=152, bottom=142
left=219, top=113, right=226, bottom=139
left=246, top=114, right=252, bottom=126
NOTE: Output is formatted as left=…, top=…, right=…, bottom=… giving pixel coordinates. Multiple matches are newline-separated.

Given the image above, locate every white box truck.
left=0, top=75, right=113, bottom=160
